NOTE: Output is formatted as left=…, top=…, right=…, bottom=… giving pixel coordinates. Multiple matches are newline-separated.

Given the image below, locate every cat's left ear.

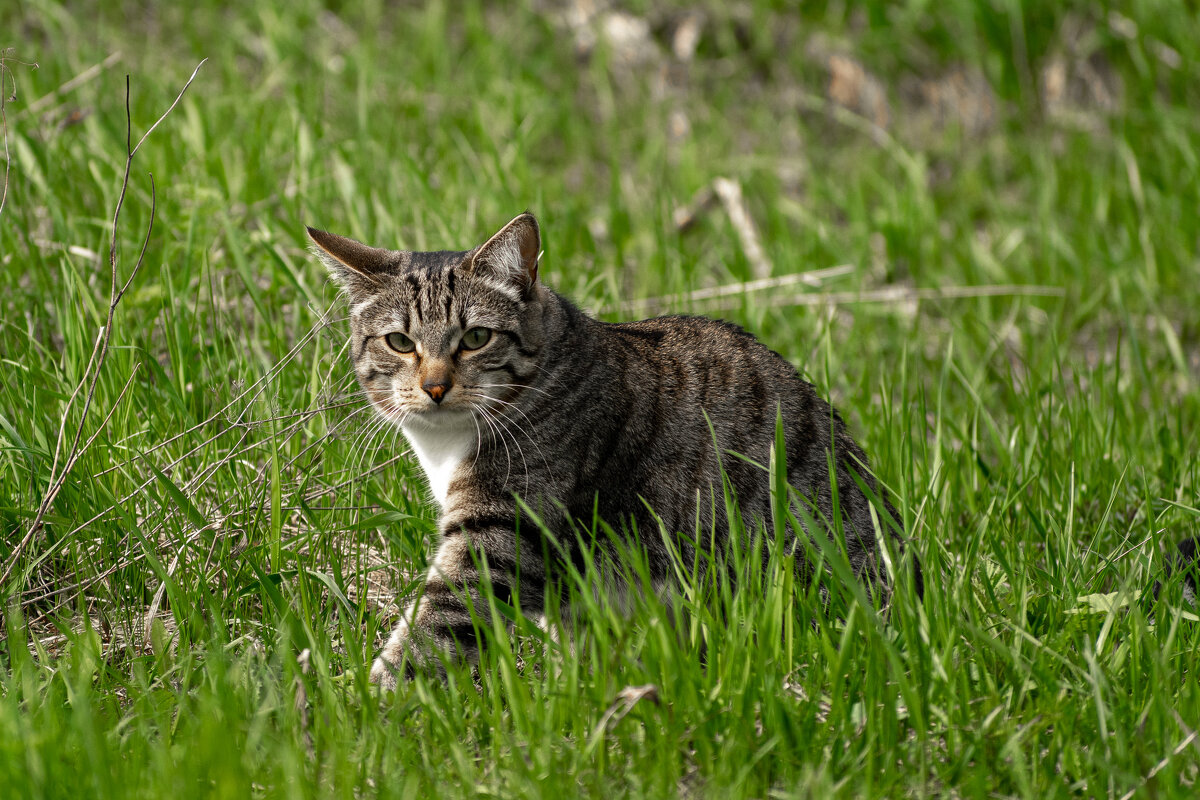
left=467, top=212, right=541, bottom=293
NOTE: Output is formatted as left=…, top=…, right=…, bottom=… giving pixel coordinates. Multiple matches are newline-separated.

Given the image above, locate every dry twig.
left=1, top=60, right=207, bottom=589
left=0, top=49, right=39, bottom=221
left=691, top=282, right=1065, bottom=314
left=674, top=176, right=773, bottom=279
left=602, top=265, right=854, bottom=315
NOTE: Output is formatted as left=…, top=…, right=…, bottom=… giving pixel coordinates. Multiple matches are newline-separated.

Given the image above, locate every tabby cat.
left=308, top=213, right=919, bottom=690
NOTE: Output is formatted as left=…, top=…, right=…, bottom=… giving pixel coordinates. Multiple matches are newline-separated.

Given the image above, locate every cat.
left=308, top=212, right=920, bottom=690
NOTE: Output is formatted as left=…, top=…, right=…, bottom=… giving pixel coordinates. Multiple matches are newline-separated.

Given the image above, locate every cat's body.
left=309, top=213, right=917, bottom=690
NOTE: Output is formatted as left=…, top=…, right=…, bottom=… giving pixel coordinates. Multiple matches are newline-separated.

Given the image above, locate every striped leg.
left=370, top=520, right=548, bottom=689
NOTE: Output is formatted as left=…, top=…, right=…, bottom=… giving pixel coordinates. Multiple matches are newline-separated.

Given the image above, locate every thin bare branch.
left=674, top=177, right=773, bottom=279
left=1, top=61, right=206, bottom=589
left=73, top=364, right=142, bottom=471
left=16, top=389, right=371, bottom=610
left=0, top=50, right=38, bottom=221
left=119, top=173, right=156, bottom=300
left=0, top=56, right=10, bottom=219
left=603, top=265, right=854, bottom=315
left=712, top=177, right=772, bottom=279
left=96, top=302, right=342, bottom=476
left=681, top=283, right=1066, bottom=314
left=131, top=59, right=206, bottom=158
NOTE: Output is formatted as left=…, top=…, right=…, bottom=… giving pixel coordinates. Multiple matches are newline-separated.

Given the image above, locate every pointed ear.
left=466, top=213, right=541, bottom=293
left=306, top=226, right=399, bottom=294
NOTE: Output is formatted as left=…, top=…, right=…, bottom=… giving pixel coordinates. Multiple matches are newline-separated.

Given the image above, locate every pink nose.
left=423, top=381, right=450, bottom=403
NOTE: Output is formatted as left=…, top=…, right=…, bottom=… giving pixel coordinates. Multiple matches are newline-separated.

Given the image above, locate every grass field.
left=4, top=0, right=1200, bottom=796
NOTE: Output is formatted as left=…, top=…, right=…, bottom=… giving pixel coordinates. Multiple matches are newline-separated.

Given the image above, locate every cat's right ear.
left=306, top=227, right=396, bottom=295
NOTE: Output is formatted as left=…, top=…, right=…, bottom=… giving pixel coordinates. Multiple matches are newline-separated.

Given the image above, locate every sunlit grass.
left=3, top=0, right=1200, bottom=796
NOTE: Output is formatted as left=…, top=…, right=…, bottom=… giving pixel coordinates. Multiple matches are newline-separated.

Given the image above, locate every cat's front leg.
left=370, top=612, right=414, bottom=692
left=370, top=524, right=546, bottom=689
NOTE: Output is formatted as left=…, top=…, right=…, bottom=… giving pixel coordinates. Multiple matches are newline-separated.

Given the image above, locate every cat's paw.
left=370, top=612, right=414, bottom=691
left=370, top=655, right=401, bottom=692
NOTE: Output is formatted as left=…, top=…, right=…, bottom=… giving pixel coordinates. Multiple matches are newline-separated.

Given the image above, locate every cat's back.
left=578, top=312, right=838, bottom=476
left=594, top=313, right=822, bottom=418
left=532, top=310, right=850, bottom=542
left=601, top=312, right=765, bottom=352
left=578, top=309, right=889, bottom=568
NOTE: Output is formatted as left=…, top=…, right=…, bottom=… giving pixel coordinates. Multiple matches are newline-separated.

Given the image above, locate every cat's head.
left=308, top=213, right=546, bottom=429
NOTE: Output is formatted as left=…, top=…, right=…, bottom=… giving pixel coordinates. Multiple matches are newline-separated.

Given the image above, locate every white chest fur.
left=400, top=417, right=476, bottom=508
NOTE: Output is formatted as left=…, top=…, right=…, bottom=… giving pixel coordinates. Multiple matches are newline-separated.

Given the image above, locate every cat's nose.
left=422, top=380, right=451, bottom=404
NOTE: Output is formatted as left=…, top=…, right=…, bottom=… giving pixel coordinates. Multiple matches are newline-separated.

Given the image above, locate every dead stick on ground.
left=674, top=176, right=773, bottom=279
left=603, top=265, right=854, bottom=315
left=1, top=60, right=206, bottom=590
left=691, top=283, right=1065, bottom=314
left=713, top=177, right=772, bottom=279
left=0, top=55, right=11, bottom=219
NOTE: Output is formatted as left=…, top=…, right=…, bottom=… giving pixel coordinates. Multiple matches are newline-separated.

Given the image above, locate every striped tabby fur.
left=308, top=213, right=919, bottom=690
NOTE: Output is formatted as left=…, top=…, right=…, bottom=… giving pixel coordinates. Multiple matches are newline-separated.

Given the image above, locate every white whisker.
left=475, top=381, right=553, bottom=399
left=480, top=403, right=531, bottom=495
left=475, top=403, right=514, bottom=490
left=461, top=391, right=550, bottom=481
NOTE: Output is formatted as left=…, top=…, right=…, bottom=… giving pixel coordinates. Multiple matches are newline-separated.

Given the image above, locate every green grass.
left=4, top=0, right=1200, bottom=796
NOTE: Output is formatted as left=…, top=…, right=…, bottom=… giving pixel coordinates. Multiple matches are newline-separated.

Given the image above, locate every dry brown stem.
left=674, top=176, right=773, bottom=279
left=603, top=265, right=854, bottom=315
left=1, top=60, right=207, bottom=590
left=0, top=49, right=39, bottom=221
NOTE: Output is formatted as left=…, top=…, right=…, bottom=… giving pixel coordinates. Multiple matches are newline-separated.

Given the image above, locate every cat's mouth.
left=402, top=401, right=476, bottom=426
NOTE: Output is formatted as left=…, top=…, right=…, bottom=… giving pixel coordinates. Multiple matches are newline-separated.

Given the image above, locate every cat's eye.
left=384, top=332, right=416, bottom=354
left=460, top=327, right=492, bottom=351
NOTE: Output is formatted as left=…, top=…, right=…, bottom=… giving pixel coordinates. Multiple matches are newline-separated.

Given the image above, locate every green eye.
left=460, top=327, right=492, bottom=351
left=385, top=332, right=416, bottom=353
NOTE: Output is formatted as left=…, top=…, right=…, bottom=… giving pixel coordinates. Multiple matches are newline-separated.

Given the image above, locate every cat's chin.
left=399, top=405, right=476, bottom=431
